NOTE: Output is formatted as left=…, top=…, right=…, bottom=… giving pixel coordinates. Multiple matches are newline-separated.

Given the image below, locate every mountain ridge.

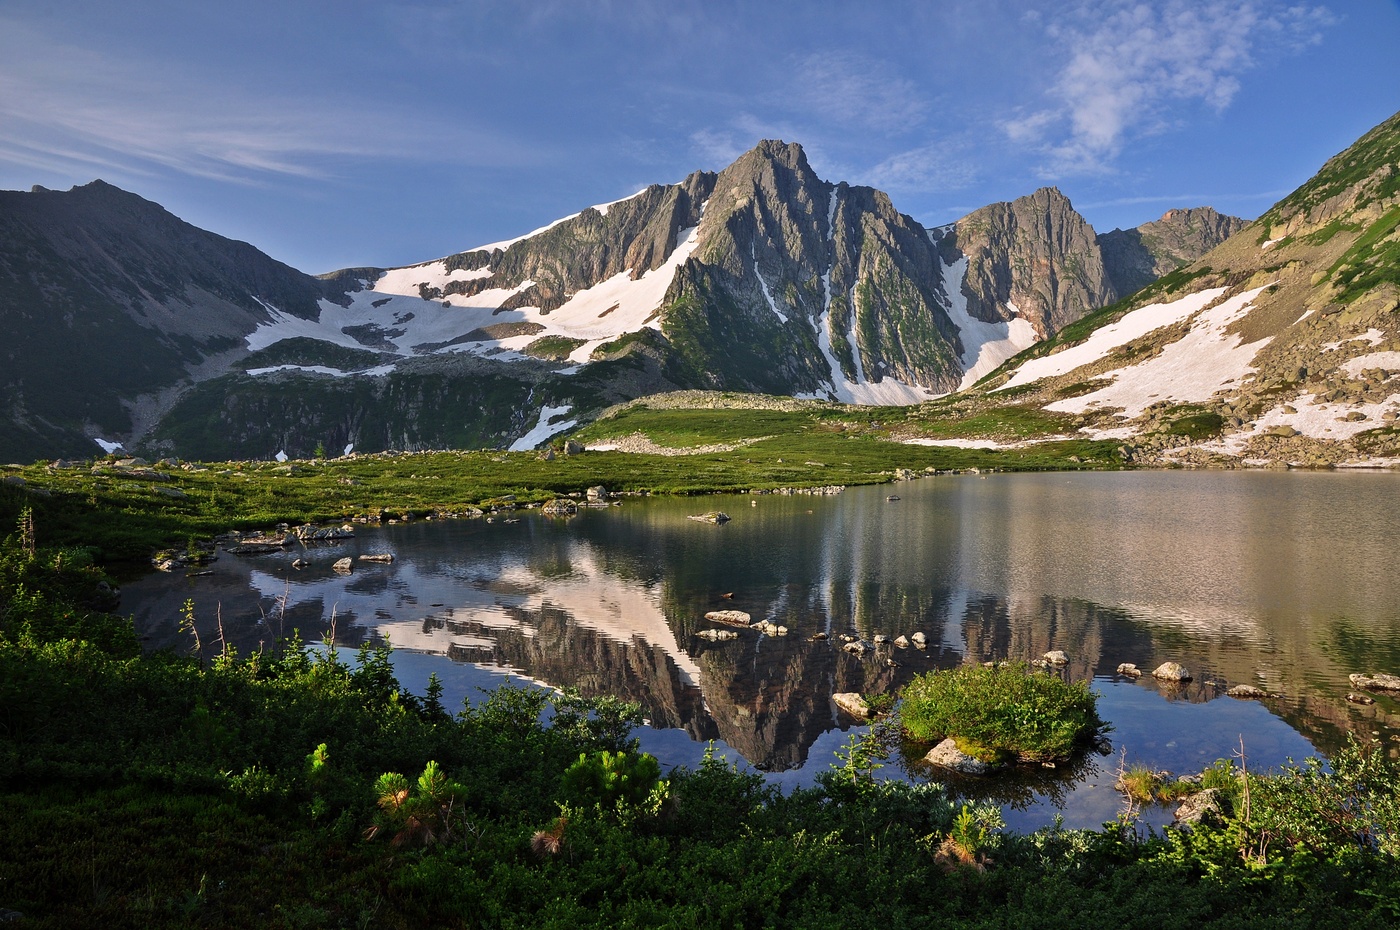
left=0, top=144, right=1244, bottom=461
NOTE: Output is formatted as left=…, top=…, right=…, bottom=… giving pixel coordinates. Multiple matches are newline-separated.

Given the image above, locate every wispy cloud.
left=857, top=141, right=977, bottom=192
left=0, top=17, right=533, bottom=187
left=689, top=113, right=806, bottom=169
left=1078, top=189, right=1292, bottom=209
left=1006, top=1, right=1336, bottom=176
left=787, top=52, right=928, bottom=134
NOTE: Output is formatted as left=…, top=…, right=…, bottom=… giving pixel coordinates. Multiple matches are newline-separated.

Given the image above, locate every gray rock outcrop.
left=924, top=738, right=997, bottom=776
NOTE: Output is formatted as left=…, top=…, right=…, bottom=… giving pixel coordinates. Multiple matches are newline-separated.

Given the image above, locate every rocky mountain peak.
left=1098, top=205, right=1247, bottom=299
left=941, top=185, right=1111, bottom=337
left=744, top=139, right=814, bottom=172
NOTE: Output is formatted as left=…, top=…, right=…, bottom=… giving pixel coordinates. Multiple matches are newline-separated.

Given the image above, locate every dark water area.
left=123, top=470, right=1400, bottom=830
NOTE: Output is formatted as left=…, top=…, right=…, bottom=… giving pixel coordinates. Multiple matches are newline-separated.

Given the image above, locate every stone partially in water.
left=832, top=692, right=871, bottom=718
left=332, top=557, right=352, bottom=573
left=704, top=609, right=752, bottom=626
left=924, top=739, right=996, bottom=776
left=1174, top=789, right=1225, bottom=827
left=1227, top=684, right=1268, bottom=699
left=1153, top=662, right=1192, bottom=682
left=1346, top=692, right=1376, bottom=705
left=1044, top=650, right=1069, bottom=665
left=1349, top=672, right=1400, bottom=692
left=1116, top=663, right=1142, bottom=678
left=695, top=629, right=738, bottom=641
left=688, top=511, right=731, bottom=524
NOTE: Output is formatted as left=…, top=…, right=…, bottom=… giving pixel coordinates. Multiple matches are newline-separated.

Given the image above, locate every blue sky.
left=2, top=1, right=1397, bottom=274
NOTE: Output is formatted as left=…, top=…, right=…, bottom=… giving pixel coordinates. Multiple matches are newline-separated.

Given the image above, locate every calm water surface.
left=124, top=470, right=1400, bottom=830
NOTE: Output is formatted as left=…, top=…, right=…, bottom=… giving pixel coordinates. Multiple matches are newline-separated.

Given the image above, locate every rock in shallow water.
left=1350, top=672, right=1400, bottom=693
left=1153, top=662, right=1192, bottom=682
left=832, top=693, right=871, bottom=718
left=1174, top=789, right=1225, bottom=827
left=704, top=609, right=752, bottom=626
left=924, top=739, right=997, bottom=776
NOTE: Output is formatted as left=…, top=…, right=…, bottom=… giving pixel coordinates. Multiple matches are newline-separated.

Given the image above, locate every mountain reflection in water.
left=125, top=471, right=1400, bottom=791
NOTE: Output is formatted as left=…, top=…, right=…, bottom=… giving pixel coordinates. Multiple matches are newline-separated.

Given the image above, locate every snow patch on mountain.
left=544, top=222, right=704, bottom=363
left=1206, top=391, right=1400, bottom=451
left=375, top=262, right=491, bottom=296
left=752, top=244, right=788, bottom=323
left=508, top=405, right=576, bottom=451
left=802, top=288, right=938, bottom=406
left=466, top=189, right=650, bottom=253
left=1323, top=329, right=1386, bottom=352
left=1045, top=285, right=1273, bottom=418
left=245, top=214, right=707, bottom=368
left=1342, top=351, right=1400, bottom=376
left=938, top=257, right=1039, bottom=390
left=1000, top=287, right=1229, bottom=391
left=246, top=363, right=399, bottom=379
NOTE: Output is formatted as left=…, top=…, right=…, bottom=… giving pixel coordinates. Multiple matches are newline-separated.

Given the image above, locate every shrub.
left=899, top=663, right=1103, bottom=762
left=560, top=749, right=663, bottom=813
left=365, top=760, right=467, bottom=847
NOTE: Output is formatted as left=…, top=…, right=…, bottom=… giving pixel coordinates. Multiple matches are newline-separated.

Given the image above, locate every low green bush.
left=899, top=663, right=1104, bottom=762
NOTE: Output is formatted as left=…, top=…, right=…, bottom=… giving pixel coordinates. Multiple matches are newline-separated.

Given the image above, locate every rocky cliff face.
left=1098, top=206, right=1247, bottom=300
left=659, top=141, right=960, bottom=398
left=939, top=187, right=1114, bottom=339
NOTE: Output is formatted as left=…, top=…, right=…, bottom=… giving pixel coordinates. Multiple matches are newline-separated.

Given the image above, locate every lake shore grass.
left=1, top=400, right=1124, bottom=563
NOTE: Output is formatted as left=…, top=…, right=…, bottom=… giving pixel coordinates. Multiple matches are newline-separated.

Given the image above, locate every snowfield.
left=939, top=256, right=1039, bottom=390
left=508, top=405, right=577, bottom=451
left=999, top=287, right=1229, bottom=391
left=1044, top=285, right=1273, bottom=418
left=244, top=211, right=707, bottom=370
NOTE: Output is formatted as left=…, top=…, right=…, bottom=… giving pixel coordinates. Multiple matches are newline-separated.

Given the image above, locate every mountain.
left=1098, top=206, right=1247, bottom=299
left=0, top=147, right=1240, bottom=461
left=978, top=108, right=1400, bottom=467
left=0, top=181, right=330, bottom=461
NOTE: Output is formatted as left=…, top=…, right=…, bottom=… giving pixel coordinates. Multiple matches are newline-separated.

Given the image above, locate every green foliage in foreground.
left=3, top=526, right=1400, bottom=927
left=900, top=663, right=1105, bottom=762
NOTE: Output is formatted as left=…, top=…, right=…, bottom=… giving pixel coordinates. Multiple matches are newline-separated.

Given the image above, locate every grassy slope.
left=4, top=398, right=1120, bottom=562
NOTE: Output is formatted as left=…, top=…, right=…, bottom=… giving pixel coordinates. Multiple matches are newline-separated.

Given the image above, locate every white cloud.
left=1007, top=1, right=1336, bottom=176
left=858, top=142, right=977, bottom=192
left=788, top=51, right=928, bottom=134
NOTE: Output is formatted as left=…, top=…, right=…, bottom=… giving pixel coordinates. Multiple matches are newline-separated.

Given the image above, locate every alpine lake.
left=123, top=470, right=1400, bottom=832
